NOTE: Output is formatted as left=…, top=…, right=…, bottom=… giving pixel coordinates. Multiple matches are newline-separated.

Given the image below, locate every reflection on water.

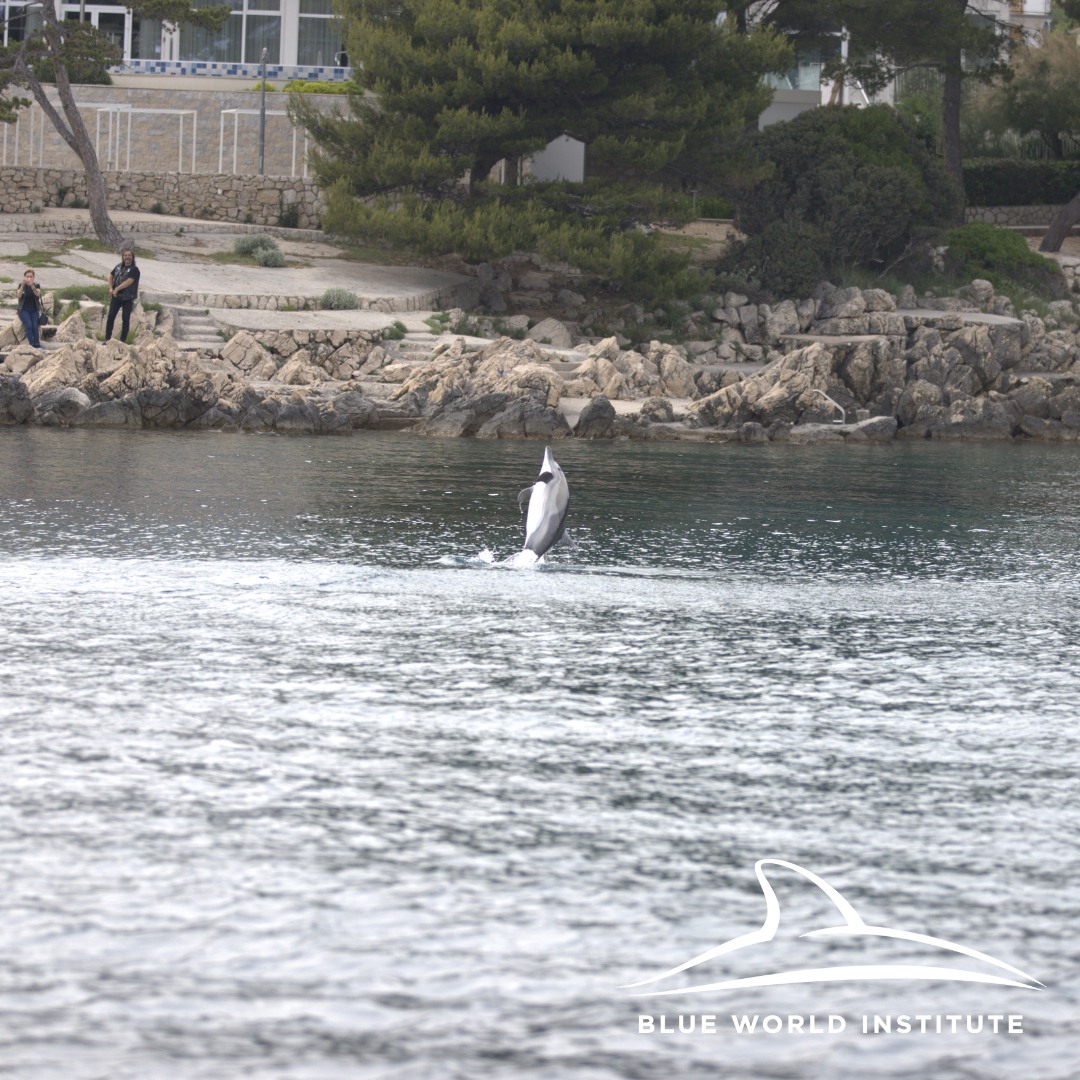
left=1, top=428, right=1079, bottom=1079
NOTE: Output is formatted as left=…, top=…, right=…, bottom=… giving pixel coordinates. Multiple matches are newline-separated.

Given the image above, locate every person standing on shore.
left=16, top=269, right=43, bottom=348
left=105, top=247, right=140, bottom=343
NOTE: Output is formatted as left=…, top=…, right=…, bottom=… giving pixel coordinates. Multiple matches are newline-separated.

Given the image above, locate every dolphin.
left=517, top=446, right=569, bottom=559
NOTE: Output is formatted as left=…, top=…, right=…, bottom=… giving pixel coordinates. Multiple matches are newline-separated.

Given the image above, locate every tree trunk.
left=26, top=0, right=124, bottom=249
left=941, top=55, right=963, bottom=197
left=1040, top=189, right=1080, bottom=253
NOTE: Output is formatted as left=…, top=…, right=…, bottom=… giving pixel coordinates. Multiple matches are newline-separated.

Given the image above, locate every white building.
left=757, top=0, right=1053, bottom=128
left=1, top=0, right=349, bottom=82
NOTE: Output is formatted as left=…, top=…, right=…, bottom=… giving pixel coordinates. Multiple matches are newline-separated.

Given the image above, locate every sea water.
left=1, top=428, right=1078, bottom=1079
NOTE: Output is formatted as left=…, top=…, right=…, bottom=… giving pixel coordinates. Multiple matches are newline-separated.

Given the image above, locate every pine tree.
left=295, top=0, right=790, bottom=197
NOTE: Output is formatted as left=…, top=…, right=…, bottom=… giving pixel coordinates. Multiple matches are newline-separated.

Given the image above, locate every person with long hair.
left=105, top=247, right=140, bottom=343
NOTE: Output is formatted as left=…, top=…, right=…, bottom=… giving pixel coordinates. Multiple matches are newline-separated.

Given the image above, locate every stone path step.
left=170, top=305, right=223, bottom=354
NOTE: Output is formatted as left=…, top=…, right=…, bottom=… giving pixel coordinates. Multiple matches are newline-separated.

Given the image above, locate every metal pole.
left=258, top=48, right=268, bottom=176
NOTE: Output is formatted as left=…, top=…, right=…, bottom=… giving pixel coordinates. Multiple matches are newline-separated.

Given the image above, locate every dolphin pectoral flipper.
left=518, top=487, right=534, bottom=509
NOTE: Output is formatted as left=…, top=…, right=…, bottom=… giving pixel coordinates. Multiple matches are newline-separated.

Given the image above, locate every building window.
left=179, top=0, right=280, bottom=63
left=3, top=1, right=44, bottom=45
left=131, top=16, right=163, bottom=59
left=297, top=0, right=345, bottom=66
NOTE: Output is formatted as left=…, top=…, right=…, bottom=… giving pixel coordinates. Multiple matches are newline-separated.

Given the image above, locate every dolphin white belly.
left=518, top=446, right=569, bottom=558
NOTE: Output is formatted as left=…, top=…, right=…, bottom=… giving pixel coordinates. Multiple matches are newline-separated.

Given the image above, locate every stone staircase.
left=170, top=305, right=224, bottom=355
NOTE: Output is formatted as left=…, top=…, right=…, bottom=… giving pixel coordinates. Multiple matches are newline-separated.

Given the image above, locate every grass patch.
left=54, top=284, right=111, bottom=304
left=23, top=249, right=63, bottom=268
left=333, top=241, right=446, bottom=268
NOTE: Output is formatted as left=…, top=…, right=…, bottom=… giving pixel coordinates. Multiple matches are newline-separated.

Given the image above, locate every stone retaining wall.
left=965, top=205, right=1069, bottom=227
left=0, top=168, right=323, bottom=229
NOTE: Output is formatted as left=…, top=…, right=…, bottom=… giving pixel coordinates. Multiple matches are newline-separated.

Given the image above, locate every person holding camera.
left=105, top=247, right=140, bottom=343
left=16, top=268, right=44, bottom=349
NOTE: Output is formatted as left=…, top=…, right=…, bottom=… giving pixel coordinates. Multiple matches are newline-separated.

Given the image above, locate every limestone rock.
left=844, top=416, right=898, bottom=442
left=329, top=390, right=379, bottom=430
left=574, top=394, right=617, bottom=439
left=222, top=331, right=279, bottom=379
left=53, top=310, right=90, bottom=343
left=897, top=380, right=945, bottom=428
left=3, top=344, right=45, bottom=377
left=275, top=355, right=324, bottom=386
left=1008, top=377, right=1054, bottom=420
left=70, top=395, right=143, bottom=429
left=526, top=317, right=573, bottom=349
left=640, top=396, right=675, bottom=423
left=475, top=399, right=571, bottom=440
left=33, top=386, right=91, bottom=425
left=0, top=374, right=33, bottom=424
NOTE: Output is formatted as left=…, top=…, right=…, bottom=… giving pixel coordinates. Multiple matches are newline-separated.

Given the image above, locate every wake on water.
left=436, top=548, right=546, bottom=569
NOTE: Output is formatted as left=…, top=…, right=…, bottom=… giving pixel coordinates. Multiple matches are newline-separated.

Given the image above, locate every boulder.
left=640, top=396, right=675, bottom=423
left=930, top=395, right=1021, bottom=439
left=70, top=395, right=142, bottom=429
left=53, top=310, right=91, bottom=343
left=329, top=390, right=380, bottom=430
left=222, top=331, right=279, bottom=380
left=3, top=344, right=45, bottom=377
left=1008, top=377, right=1054, bottom=420
left=526, top=317, right=573, bottom=349
left=32, top=386, right=90, bottom=425
left=22, top=342, right=98, bottom=399
left=475, top=399, right=571, bottom=440
left=274, top=354, right=323, bottom=386
left=816, top=286, right=866, bottom=320
left=844, top=416, right=898, bottom=442
left=0, top=374, right=33, bottom=424
left=273, top=393, right=321, bottom=434
left=1018, top=416, right=1078, bottom=441
left=415, top=392, right=516, bottom=437
left=897, top=380, right=945, bottom=428
left=574, top=394, right=617, bottom=439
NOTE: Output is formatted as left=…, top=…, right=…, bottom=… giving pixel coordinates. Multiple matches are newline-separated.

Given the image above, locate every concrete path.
left=0, top=208, right=474, bottom=321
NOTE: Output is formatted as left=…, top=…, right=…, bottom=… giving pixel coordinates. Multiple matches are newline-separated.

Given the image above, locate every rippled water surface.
left=2, top=428, right=1079, bottom=1080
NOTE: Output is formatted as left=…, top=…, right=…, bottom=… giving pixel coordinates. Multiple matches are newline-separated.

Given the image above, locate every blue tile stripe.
left=114, top=61, right=350, bottom=81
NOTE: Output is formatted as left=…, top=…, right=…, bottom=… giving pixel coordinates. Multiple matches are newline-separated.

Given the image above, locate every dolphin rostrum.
left=517, top=446, right=569, bottom=558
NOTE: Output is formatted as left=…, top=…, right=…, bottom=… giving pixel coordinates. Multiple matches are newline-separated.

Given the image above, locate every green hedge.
left=964, top=160, right=1080, bottom=207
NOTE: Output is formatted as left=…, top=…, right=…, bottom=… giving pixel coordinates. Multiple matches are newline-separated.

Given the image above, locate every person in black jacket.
left=105, top=247, right=140, bottom=343
left=16, top=268, right=43, bottom=348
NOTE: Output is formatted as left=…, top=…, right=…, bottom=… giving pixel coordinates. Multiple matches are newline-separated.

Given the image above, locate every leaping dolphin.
left=518, top=446, right=569, bottom=559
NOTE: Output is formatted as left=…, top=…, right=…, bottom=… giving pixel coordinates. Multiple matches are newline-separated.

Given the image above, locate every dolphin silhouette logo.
left=622, top=859, right=1044, bottom=995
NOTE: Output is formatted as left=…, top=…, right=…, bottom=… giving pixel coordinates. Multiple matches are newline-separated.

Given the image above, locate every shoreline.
left=2, top=211, right=1079, bottom=444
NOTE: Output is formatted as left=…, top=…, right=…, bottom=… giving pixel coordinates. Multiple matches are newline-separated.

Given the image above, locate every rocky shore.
left=3, top=278, right=1080, bottom=442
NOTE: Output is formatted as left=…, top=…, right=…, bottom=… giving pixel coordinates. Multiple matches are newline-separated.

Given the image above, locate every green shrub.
left=726, top=105, right=962, bottom=295
left=943, top=222, right=1064, bottom=295
left=249, top=80, right=277, bottom=92
left=278, top=204, right=300, bottom=229
left=720, top=219, right=827, bottom=299
left=382, top=319, right=407, bottom=340
left=255, top=246, right=285, bottom=267
left=321, top=287, right=359, bottom=309
left=234, top=234, right=280, bottom=257
left=284, top=79, right=347, bottom=94
left=55, top=284, right=110, bottom=304
left=696, top=195, right=733, bottom=219
left=963, top=159, right=1080, bottom=207
left=150, top=202, right=167, bottom=215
